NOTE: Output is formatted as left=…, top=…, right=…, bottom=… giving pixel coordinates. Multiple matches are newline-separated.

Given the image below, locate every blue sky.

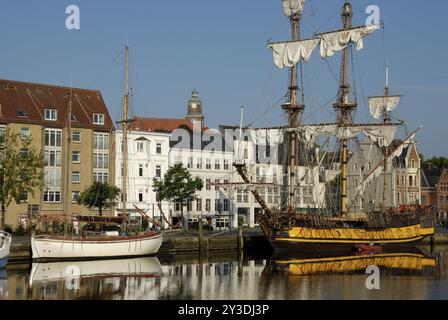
left=0, top=0, right=447, bottom=157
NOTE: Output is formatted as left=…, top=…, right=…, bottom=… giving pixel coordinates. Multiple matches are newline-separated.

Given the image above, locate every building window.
left=72, top=151, right=81, bottom=163
left=188, top=157, right=193, bottom=169
left=138, top=192, right=144, bottom=203
left=28, top=205, right=39, bottom=218
left=20, top=191, right=29, bottom=203
left=224, top=159, right=229, bottom=170
left=155, top=165, right=162, bottom=178
left=206, top=158, right=211, bottom=170
left=72, top=191, right=80, bottom=203
left=45, top=129, right=62, bottom=147
left=196, top=198, right=202, bottom=211
left=21, top=128, right=30, bottom=140
left=223, top=199, right=229, bottom=212
left=409, top=176, right=413, bottom=187
left=215, top=199, right=221, bottom=212
left=43, top=191, right=61, bottom=203
left=93, top=153, right=109, bottom=169
left=205, top=199, right=211, bottom=212
left=137, top=141, right=145, bottom=152
left=397, top=193, right=401, bottom=205
left=93, top=113, right=105, bottom=125
left=215, top=159, right=220, bottom=170
left=215, top=179, right=220, bottom=191
left=156, top=143, right=162, bottom=154
left=44, top=109, right=57, bottom=121
left=93, top=172, right=108, bottom=183
left=139, top=164, right=144, bottom=177
left=206, top=179, right=211, bottom=191
left=72, top=131, right=81, bottom=143
left=72, top=172, right=80, bottom=183
left=93, top=132, right=109, bottom=183
left=175, top=202, right=181, bottom=211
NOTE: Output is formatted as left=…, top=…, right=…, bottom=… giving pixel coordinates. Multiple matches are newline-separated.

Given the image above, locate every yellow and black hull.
left=269, top=224, right=435, bottom=254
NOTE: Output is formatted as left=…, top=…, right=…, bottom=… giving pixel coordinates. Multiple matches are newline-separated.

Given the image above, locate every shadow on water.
left=2, top=246, right=448, bottom=300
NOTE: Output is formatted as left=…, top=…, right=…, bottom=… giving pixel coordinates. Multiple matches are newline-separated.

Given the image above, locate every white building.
left=115, top=90, right=326, bottom=230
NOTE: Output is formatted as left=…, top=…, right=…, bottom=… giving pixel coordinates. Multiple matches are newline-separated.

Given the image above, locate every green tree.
left=78, top=182, right=121, bottom=216
left=421, top=156, right=448, bottom=170
left=0, top=129, right=44, bottom=228
left=153, top=163, right=203, bottom=228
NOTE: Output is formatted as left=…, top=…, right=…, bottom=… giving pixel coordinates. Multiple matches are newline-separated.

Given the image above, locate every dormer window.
left=17, top=110, right=28, bottom=118
left=93, top=113, right=105, bottom=125
left=44, top=109, right=57, bottom=121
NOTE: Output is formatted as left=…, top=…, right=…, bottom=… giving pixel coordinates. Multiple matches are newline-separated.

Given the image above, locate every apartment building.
left=0, top=79, right=115, bottom=228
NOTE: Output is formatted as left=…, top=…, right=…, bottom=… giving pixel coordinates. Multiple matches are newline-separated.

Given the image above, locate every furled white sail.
left=319, top=25, right=378, bottom=58
left=249, top=128, right=285, bottom=145
left=300, top=123, right=399, bottom=147
left=268, top=39, right=320, bottom=69
left=283, top=0, right=306, bottom=17
left=369, top=96, right=401, bottom=119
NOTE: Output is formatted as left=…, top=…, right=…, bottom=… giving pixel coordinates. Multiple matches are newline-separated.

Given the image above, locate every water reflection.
left=2, top=248, right=448, bottom=300
left=0, top=268, right=7, bottom=299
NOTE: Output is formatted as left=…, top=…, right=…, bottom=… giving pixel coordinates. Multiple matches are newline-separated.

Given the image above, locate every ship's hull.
left=31, top=233, right=163, bottom=261
left=268, top=223, right=435, bottom=254
left=0, top=231, right=12, bottom=265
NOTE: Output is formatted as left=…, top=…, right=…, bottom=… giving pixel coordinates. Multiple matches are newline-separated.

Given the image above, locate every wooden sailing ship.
left=31, top=46, right=163, bottom=261
left=234, top=0, right=435, bottom=253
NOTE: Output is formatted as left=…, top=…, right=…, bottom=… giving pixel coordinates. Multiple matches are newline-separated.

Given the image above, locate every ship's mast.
left=64, top=82, right=73, bottom=235
left=122, top=45, right=130, bottom=218
left=282, top=9, right=304, bottom=212
left=382, top=64, right=390, bottom=209
left=334, top=0, right=356, bottom=216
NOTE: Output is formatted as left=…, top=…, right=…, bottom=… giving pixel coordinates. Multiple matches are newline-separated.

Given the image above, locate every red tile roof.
left=0, top=79, right=114, bottom=131
left=130, top=117, right=206, bottom=133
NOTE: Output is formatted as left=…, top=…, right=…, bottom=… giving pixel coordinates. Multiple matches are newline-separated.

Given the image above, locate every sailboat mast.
left=122, top=45, right=130, bottom=217
left=334, top=0, right=355, bottom=216
left=382, top=64, right=390, bottom=209
left=283, top=11, right=304, bottom=212
left=64, top=83, right=73, bottom=235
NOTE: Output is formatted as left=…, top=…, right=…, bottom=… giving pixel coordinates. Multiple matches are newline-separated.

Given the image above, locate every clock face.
left=191, top=103, right=197, bottom=110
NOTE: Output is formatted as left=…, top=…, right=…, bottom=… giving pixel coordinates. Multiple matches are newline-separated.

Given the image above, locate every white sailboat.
left=0, top=230, right=12, bottom=268
left=31, top=45, right=163, bottom=261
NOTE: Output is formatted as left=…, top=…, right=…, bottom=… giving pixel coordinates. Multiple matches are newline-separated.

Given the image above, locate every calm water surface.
left=2, top=247, right=448, bottom=300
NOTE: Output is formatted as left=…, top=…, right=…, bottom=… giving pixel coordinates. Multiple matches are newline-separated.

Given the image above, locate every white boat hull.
left=29, top=257, right=162, bottom=286
left=0, top=231, right=12, bottom=265
left=31, top=233, right=163, bottom=261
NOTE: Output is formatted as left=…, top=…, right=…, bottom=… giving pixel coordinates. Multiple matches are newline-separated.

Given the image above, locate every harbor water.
left=1, top=246, right=448, bottom=300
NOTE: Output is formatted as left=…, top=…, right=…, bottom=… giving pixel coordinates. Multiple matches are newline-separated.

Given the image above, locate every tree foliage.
left=0, top=129, right=44, bottom=227
left=420, top=155, right=448, bottom=170
left=78, top=182, right=121, bottom=216
left=152, top=163, right=203, bottom=226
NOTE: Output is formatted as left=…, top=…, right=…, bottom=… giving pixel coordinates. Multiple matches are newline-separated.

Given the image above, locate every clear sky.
left=0, top=0, right=446, bottom=157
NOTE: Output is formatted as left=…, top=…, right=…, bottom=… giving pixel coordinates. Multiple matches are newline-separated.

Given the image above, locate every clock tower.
left=186, top=89, right=204, bottom=129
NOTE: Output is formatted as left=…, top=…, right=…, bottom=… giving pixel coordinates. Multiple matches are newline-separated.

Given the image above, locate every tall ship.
left=31, top=46, right=163, bottom=261
left=233, top=0, right=435, bottom=253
